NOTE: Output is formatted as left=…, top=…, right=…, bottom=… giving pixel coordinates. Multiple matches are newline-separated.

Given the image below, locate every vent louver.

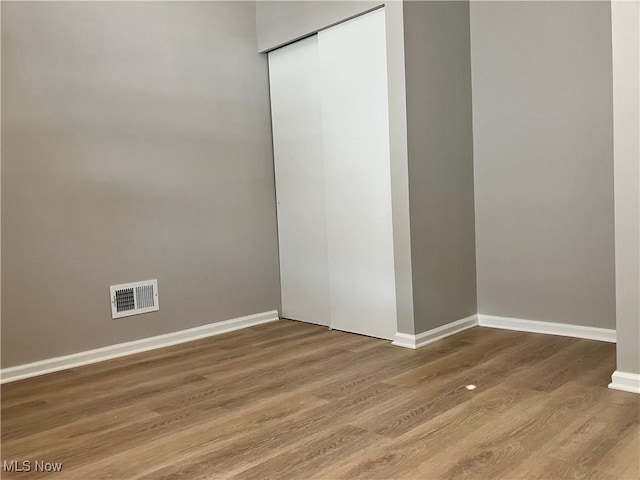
left=110, top=280, right=159, bottom=319
left=115, top=288, right=135, bottom=312
left=136, top=284, right=155, bottom=309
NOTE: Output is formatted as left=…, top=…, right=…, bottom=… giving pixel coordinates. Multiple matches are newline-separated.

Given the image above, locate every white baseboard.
left=0, top=310, right=279, bottom=384
left=392, top=314, right=478, bottom=349
left=609, top=371, right=640, bottom=394
left=477, top=314, right=616, bottom=343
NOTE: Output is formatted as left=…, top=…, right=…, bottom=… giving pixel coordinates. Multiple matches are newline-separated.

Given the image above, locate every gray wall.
left=1, top=1, right=281, bottom=367
left=256, top=1, right=416, bottom=335
left=470, top=1, right=616, bottom=329
left=404, top=1, right=477, bottom=334
left=256, top=1, right=382, bottom=52
left=611, top=0, right=640, bottom=374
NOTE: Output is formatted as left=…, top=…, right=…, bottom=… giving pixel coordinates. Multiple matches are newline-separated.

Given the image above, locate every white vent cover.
left=110, top=279, right=159, bottom=319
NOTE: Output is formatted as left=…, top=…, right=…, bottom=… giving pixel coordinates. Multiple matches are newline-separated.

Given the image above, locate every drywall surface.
left=1, top=1, right=280, bottom=367
left=611, top=0, right=639, bottom=373
left=471, top=1, right=615, bottom=329
left=256, top=0, right=382, bottom=52
left=404, top=1, right=477, bottom=334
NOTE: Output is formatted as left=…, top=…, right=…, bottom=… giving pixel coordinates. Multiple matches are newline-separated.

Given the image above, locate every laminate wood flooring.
left=2, top=320, right=638, bottom=479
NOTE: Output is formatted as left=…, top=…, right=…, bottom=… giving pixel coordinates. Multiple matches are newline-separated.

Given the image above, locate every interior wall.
left=1, top=1, right=281, bottom=367
left=403, top=0, right=477, bottom=334
left=611, top=0, right=640, bottom=375
left=256, top=0, right=382, bottom=53
left=470, top=1, right=616, bottom=329
left=256, top=0, right=416, bottom=335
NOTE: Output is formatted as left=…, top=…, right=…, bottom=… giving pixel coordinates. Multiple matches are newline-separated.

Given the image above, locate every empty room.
left=1, top=0, right=639, bottom=479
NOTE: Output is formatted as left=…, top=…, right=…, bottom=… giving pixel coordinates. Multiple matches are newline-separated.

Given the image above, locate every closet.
left=268, top=8, right=397, bottom=340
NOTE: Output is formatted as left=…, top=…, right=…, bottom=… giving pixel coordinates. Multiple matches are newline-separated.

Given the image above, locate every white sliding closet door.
left=268, top=8, right=397, bottom=339
left=318, top=9, right=397, bottom=340
left=268, top=36, right=331, bottom=326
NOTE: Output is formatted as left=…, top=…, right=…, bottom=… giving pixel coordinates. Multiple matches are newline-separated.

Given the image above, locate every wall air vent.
left=110, top=279, right=159, bottom=319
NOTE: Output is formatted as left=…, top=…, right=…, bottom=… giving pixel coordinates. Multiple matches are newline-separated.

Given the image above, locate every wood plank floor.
left=1, top=320, right=638, bottom=479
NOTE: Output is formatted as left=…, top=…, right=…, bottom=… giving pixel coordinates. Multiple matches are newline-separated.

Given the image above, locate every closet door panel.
left=268, top=36, right=331, bottom=326
left=318, top=9, right=397, bottom=339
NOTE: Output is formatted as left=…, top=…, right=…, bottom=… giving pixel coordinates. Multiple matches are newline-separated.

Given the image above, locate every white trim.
left=609, top=371, right=640, bottom=394
left=392, top=314, right=478, bottom=349
left=0, top=310, right=279, bottom=384
left=478, top=314, right=616, bottom=343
